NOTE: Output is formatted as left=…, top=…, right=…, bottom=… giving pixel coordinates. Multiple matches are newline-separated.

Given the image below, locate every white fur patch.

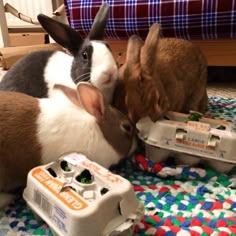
left=43, top=45, right=117, bottom=103
left=37, top=96, right=122, bottom=169
left=43, top=51, right=76, bottom=97
left=90, top=41, right=118, bottom=103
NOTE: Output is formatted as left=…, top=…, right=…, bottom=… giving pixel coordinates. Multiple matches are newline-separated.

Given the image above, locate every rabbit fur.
left=113, top=23, right=208, bottom=123
left=0, top=82, right=136, bottom=208
left=0, top=3, right=117, bottom=103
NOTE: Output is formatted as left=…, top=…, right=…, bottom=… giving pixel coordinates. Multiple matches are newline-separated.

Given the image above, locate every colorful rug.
left=0, top=96, right=236, bottom=236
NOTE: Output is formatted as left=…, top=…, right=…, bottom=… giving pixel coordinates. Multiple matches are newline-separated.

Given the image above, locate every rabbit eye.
left=120, top=120, right=133, bottom=136
left=82, top=51, right=88, bottom=60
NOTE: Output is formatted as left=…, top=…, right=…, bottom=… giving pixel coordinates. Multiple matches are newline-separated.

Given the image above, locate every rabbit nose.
left=102, top=71, right=113, bottom=85
left=106, top=71, right=112, bottom=79
left=120, top=120, right=133, bottom=136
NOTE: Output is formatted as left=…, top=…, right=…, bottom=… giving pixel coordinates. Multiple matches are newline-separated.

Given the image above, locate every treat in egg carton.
left=136, top=111, right=236, bottom=173
left=23, top=153, right=144, bottom=236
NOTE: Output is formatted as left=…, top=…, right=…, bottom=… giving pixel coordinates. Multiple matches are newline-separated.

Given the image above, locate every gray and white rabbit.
left=0, top=82, right=136, bottom=208
left=0, top=3, right=117, bottom=103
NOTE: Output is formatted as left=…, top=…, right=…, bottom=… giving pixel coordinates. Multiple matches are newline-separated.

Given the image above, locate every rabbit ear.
left=37, top=14, right=83, bottom=56
left=141, top=23, right=161, bottom=69
left=89, top=3, right=109, bottom=40
left=125, top=35, right=143, bottom=65
left=54, top=84, right=81, bottom=107
left=77, top=82, right=105, bottom=121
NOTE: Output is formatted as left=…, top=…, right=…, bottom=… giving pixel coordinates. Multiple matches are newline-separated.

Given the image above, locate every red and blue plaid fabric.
left=64, top=0, right=236, bottom=40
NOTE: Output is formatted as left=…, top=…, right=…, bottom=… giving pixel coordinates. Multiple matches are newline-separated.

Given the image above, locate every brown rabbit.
left=0, top=82, right=136, bottom=208
left=113, top=23, right=208, bottom=123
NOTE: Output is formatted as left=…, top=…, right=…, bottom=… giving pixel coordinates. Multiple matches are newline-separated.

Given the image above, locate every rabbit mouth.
left=103, top=77, right=112, bottom=84
left=102, top=75, right=113, bottom=86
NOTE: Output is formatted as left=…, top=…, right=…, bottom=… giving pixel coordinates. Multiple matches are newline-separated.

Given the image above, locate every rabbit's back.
left=157, top=38, right=207, bottom=86
left=156, top=38, right=208, bottom=112
left=0, top=50, right=75, bottom=98
left=0, top=51, right=55, bottom=97
left=0, top=91, right=42, bottom=192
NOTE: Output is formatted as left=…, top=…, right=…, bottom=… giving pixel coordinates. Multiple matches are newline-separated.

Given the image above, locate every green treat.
left=188, top=112, right=202, bottom=121
left=76, top=169, right=93, bottom=184
left=80, top=177, right=93, bottom=184
left=60, top=160, right=71, bottom=172
left=64, top=166, right=71, bottom=171
left=216, top=125, right=226, bottom=130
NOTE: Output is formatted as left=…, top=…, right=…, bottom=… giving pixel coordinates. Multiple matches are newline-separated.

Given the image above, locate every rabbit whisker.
left=74, top=72, right=91, bottom=84
left=79, top=76, right=91, bottom=83
left=75, top=76, right=91, bottom=84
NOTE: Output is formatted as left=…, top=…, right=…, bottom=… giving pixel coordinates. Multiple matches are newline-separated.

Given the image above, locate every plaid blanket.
left=64, top=0, right=236, bottom=40
left=0, top=96, right=235, bottom=236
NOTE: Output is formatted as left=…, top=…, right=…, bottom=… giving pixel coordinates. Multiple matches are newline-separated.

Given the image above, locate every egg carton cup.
left=23, top=153, right=144, bottom=236
left=137, top=111, right=236, bottom=173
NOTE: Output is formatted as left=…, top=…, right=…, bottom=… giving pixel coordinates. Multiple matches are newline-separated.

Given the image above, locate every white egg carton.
left=137, top=111, right=236, bottom=173
left=23, top=153, right=144, bottom=236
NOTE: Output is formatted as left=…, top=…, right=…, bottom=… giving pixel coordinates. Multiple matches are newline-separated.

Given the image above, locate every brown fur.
left=113, top=23, right=208, bottom=123
left=98, top=106, right=135, bottom=155
left=0, top=91, right=41, bottom=192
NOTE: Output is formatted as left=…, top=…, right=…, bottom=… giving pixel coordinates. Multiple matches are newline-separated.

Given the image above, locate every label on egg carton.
left=137, top=111, right=236, bottom=166
left=23, top=153, right=144, bottom=236
left=31, top=167, right=89, bottom=211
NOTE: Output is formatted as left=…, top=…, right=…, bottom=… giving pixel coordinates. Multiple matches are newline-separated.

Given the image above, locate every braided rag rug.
left=0, top=96, right=236, bottom=236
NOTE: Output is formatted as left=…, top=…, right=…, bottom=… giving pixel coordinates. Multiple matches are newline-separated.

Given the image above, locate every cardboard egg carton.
left=23, top=153, right=144, bottom=236
left=137, top=111, right=236, bottom=173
